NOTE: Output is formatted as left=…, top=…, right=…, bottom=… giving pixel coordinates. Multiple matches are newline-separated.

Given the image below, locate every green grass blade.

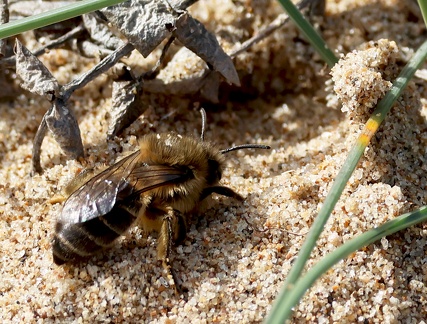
left=267, top=206, right=427, bottom=322
left=0, top=0, right=126, bottom=40
left=265, top=37, right=427, bottom=324
left=276, top=0, right=338, bottom=67
left=418, top=0, right=427, bottom=26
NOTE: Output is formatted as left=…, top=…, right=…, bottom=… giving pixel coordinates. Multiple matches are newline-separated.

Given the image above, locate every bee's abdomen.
left=52, top=206, right=137, bottom=265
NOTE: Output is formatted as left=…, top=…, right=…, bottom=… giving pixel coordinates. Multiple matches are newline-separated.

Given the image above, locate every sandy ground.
left=2, top=0, right=427, bottom=322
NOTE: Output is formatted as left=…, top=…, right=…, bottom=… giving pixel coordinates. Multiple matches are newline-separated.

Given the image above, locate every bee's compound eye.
left=207, top=159, right=221, bottom=184
left=216, top=169, right=222, bottom=181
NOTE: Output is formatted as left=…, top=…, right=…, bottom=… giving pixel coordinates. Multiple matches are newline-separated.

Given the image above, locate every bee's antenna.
left=220, top=144, right=271, bottom=154
left=199, top=108, right=207, bottom=141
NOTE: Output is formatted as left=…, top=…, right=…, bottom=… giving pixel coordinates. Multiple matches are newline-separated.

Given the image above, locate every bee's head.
left=198, top=108, right=270, bottom=186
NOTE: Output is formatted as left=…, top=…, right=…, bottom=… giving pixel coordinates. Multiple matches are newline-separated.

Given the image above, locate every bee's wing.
left=129, top=164, right=191, bottom=194
left=59, top=151, right=188, bottom=224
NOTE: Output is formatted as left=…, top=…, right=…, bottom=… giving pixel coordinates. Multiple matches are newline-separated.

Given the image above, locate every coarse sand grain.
left=1, top=0, right=427, bottom=322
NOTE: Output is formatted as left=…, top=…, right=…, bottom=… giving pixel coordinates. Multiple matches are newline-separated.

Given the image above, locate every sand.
left=1, top=0, right=427, bottom=322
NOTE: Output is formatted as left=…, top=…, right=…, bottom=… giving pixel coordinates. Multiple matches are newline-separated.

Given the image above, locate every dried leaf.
left=75, top=40, right=114, bottom=58
left=101, top=0, right=238, bottom=85
left=173, top=13, right=240, bottom=86
left=15, top=39, right=59, bottom=98
left=100, top=0, right=182, bottom=57
left=168, top=0, right=198, bottom=10
left=31, top=117, right=48, bottom=175
left=108, top=77, right=144, bottom=139
left=199, top=72, right=220, bottom=103
left=63, top=43, right=134, bottom=96
left=82, top=13, right=123, bottom=50
left=45, top=99, right=84, bottom=160
left=143, top=46, right=220, bottom=102
left=9, top=1, right=71, bottom=17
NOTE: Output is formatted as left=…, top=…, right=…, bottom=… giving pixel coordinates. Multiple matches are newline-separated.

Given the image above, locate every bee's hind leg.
left=158, top=207, right=188, bottom=296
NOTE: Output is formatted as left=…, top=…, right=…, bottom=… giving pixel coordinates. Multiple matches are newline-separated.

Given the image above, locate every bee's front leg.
left=157, top=207, right=187, bottom=295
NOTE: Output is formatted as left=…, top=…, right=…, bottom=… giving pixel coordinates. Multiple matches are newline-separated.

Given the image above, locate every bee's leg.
left=158, top=207, right=186, bottom=295
left=200, top=186, right=244, bottom=201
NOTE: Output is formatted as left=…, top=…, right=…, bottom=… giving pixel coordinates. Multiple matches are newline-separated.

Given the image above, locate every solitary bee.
left=52, top=109, right=269, bottom=291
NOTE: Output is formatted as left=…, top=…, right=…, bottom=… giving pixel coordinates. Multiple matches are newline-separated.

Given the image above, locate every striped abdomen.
left=52, top=205, right=137, bottom=265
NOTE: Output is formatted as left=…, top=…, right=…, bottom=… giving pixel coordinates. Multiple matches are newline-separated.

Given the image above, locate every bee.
left=52, top=109, right=270, bottom=291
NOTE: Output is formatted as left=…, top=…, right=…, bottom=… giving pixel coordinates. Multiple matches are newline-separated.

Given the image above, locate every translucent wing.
left=59, top=150, right=189, bottom=224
